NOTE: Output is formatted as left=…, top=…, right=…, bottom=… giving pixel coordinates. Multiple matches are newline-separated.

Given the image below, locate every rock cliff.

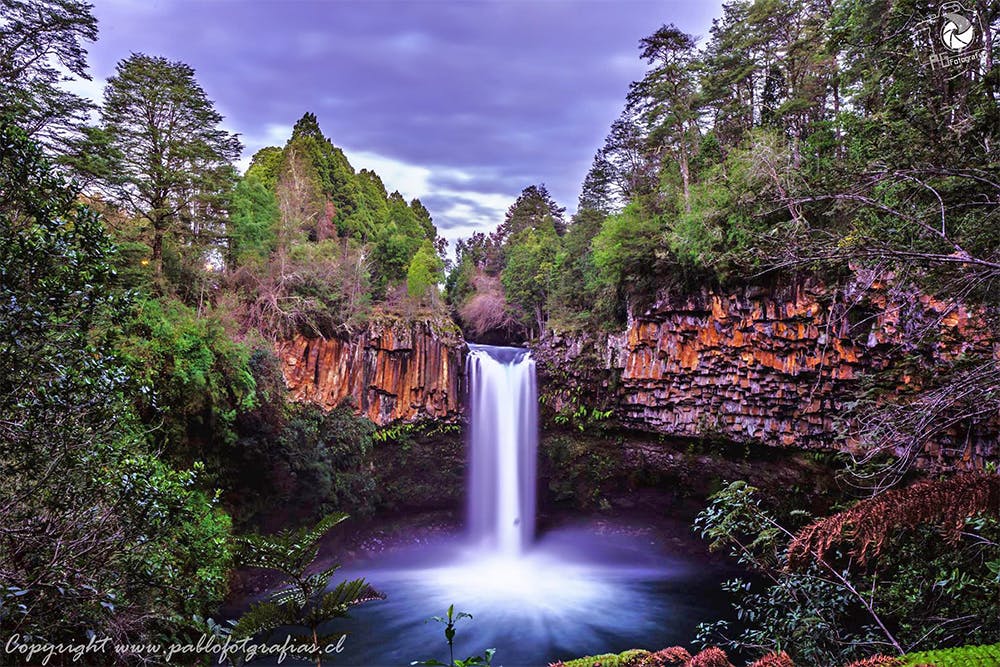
left=275, top=276, right=996, bottom=466
left=534, top=272, right=997, bottom=467
left=277, top=315, right=464, bottom=425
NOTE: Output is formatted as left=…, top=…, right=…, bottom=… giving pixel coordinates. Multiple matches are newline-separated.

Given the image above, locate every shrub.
left=458, top=273, right=522, bottom=341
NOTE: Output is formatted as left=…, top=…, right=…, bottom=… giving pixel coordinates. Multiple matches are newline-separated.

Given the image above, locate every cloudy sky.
left=73, top=0, right=722, bottom=248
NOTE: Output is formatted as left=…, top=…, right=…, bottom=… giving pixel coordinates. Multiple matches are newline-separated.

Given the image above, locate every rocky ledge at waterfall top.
left=533, top=271, right=998, bottom=468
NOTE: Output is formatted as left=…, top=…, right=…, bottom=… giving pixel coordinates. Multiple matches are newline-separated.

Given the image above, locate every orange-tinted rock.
left=535, top=274, right=997, bottom=467
left=278, top=316, right=464, bottom=425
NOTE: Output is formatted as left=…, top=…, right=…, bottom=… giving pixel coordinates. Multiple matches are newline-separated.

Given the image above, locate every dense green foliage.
left=0, top=2, right=453, bottom=652
left=208, top=350, right=381, bottom=528
left=225, top=113, right=448, bottom=336
left=0, top=0, right=97, bottom=149
left=99, top=53, right=242, bottom=280
left=268, top=403, right=377, bottom=519
left=447, top=184, right=566, bottom=338
left=119, top=297, right=257, bottom=455
left=557, top=650, right=651, bottom=667
left=448, top=0, right=1000, bottom=337
left=408, top=238, right=447, bottom=302
left=900, top=642, right=1000, bottom=666
left=695, top=481, right=1000, bottom=664
left=0, top=120, right=231, bottom=645
left=229, top=174, right=279, bottom=266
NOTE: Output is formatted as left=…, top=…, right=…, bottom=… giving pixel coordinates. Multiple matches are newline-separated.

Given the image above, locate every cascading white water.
left=466, top=344, right=538, bottom=555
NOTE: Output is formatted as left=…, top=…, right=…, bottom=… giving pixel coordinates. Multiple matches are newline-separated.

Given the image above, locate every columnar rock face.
left=277, top=277, right=996, bottom=465
left=278, top=316, right=465, bottom=425
left=535, top=273, right=997, bottom=467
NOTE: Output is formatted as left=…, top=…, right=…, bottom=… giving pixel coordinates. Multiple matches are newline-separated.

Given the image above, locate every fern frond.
left=307, top=579, right=384, bottom=624
left=789, top=473, right=1000, bottom=567
left=841, top=657, right=901, bottom=667
left=300, top=512, right=349, bottom=545
left=236, top=513, right=348, bottom=576
left=643, top=646, right=691, bottom=664
left=303, top=563, right=342, bottom=593
left=234, top=536, right=306, bottom=577
left=688, top=647, right=734, bottom=667
left=231, top=601, right=300, bottom=641
left=748, top=651, right=795, bottom=667
left=267, top=585, right=307, bottom=608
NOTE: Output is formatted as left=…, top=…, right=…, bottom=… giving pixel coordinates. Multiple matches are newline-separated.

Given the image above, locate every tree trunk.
left=978, top=0, right=994, bottom=72
left=151, top=225, right=164, bottom=277
left=679, top=149, right=691, bottom=213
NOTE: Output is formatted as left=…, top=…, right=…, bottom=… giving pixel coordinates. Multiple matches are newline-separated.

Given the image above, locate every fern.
left=231, top=513, right=383, bottom=666
left=789, top=474, right=999, bottom=566
left=232, top=602, right=298, bottom=641
left=747, top=652, right=794, bottom=667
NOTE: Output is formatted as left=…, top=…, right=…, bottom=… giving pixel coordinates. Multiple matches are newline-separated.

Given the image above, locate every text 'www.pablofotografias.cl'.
left=4, top=633, right=348, bottom=665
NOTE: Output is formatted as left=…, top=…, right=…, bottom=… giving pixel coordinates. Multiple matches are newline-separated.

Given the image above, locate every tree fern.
left=231, top=513, right=383, bottom=666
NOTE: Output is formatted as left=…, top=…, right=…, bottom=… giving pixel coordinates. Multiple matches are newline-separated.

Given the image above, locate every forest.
left=0, top=0, right=998, bottom=666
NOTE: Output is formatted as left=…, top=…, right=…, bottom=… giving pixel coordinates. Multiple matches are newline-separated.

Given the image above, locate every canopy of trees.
left=448, top=0, right=999, bottom=340
left=100, top=54, right=243, bottom=279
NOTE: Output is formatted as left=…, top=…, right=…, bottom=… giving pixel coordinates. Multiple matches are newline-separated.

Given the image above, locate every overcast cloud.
left=74, top=0, right=722, bottom=247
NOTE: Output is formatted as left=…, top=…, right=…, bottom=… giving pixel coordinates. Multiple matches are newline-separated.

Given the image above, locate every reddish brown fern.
left=748, top=651, right=795, bottom=667
left=788, top=473, right=999, bottom=566
left=841, top=656, right=902, bottom=667
left=688, top=647, right=734, bottom=667
left=639, top=646, right=692, bottom=666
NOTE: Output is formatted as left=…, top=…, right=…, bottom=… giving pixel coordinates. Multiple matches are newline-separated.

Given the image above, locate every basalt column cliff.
left=276, top=277, right=997, bottom=465
left=278, top=316, right=465, bottom=425
left=534, top=274, right=998, bottom=467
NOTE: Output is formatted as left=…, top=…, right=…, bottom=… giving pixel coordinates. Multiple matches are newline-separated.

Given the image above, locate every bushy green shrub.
left=117, top=296, right=257, bottom=462
left=901, top=643, right=1000, bottom=667
left=229, top=375, right=378, bottom=526
left=696, top=481, right=1000, bottom=665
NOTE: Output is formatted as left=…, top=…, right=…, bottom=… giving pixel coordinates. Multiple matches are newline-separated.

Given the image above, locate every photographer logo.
left=919, top=2, right=985, bottom=76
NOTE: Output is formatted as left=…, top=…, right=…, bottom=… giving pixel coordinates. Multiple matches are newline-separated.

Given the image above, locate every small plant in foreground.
left=232, top=512, right=384, bottom=666
left=412, top=604, right=496, bottom=667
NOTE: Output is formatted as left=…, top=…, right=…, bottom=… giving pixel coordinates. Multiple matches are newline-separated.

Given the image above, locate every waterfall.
left=466, top=344, right=538, bottom=555
left=337, top=345, right=691, bottom=667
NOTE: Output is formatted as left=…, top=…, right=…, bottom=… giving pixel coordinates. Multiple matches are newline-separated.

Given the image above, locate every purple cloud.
left=82, top=0, right=722, bottom=246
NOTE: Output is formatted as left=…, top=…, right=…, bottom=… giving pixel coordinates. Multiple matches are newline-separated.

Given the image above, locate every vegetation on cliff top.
left=447, top=1, right=1000, bottom=339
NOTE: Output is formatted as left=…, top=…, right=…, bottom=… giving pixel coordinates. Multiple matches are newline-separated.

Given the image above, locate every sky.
left=70, top=0, right=723, bottom=249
